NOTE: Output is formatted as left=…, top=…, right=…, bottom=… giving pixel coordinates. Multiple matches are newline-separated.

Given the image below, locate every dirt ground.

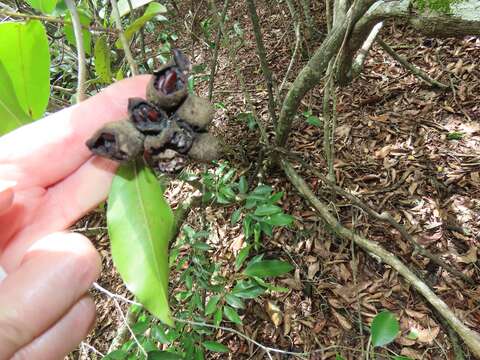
left=70, top=1, right=480, bottom=359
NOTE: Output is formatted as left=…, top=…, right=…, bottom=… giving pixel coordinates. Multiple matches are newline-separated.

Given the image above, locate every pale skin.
left=0, top=76, right=150, bottom=359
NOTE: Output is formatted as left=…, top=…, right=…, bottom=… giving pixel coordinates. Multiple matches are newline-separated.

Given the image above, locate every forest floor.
left=70, top=1, right=480, bottom=359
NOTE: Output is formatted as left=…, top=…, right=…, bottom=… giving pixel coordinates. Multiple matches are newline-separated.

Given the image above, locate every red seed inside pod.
left=163, top=70, right=177, bottom=94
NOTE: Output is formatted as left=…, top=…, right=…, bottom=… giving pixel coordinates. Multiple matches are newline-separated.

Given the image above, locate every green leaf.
left=202, top=341, right=229, bottom=353
left=235, top=245, right=251, bottom=270
left=230, top=208, right=242, bottom=225
left=94, top=36, right=112, bottom=84
left=254, top=205, right=282, bottom=216
left=223, top=306, right=242, bottom=325
left=117, top=0, right=160, bottom=17
left=0, top=20, right=50, bottom=119
left=231, top=281, right=265, bottom=299
left=447, top=131, right=464, bottom=140
left=370, top=310, right=400, bottom=347
left=0, top=61, right=31, bottom=134
left=107, top=159, right=175, bottom=326
left=205, top=295, right=221, bottom=316
left=238, top=176, right=248, bottom=194
left=213, top=307, right=222, bottom=326
left=116, top=3, right=168, bottom=48
left=406, top=328, right=419, bottom=340
left=152, top=325, right=170, bottom=344
left=194, top=346, right=205, bottom=360
left=64, top=10, right=92, bottom=55
left=104, top=350, right=128, bottom=360
left=225, top=294, right=245, bottom=309
left=335, top=354, right=346, bottom=360
left=393, top=357, right=413, bottom=360
left=252, top=185, right=272, bottom=196
left=25, top=0, right=58, bottom=14
left=244, top=260, right=294, bottom=278
left=268, top=191, right=283, bottom=203
left=147, top=351, right=184, bottom=360
left=306, top=115, right=322, bottom=127
left=264, top=213, right=294, bottom=226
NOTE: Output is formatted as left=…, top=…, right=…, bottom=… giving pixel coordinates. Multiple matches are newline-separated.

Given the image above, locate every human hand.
left=0, top=75, right=150, bottom=359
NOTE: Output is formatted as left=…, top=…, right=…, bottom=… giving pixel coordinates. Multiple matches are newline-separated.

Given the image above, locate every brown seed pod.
left=175, top=95, right=214, bottom=131
left=187, top=133, right=222, bottom=162
left=86, top=120, right=144, bottom=162
left=128, top=98, right=168, bottom=134
left=144, top=118, right=195, bottom=155
left=146, top=61, right=188, bottom=111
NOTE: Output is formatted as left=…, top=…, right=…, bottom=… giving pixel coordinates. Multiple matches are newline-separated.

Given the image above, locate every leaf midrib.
left=133, top=161, right=167, bottom=295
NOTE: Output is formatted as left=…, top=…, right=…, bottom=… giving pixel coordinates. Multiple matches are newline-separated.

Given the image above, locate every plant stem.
left=245, top=0, right=277, bottom=126
left=0, top=9, right=115, bottom=32
left=64, top=0, right=87, bottom=102
left=110, top=0, right=139, bottom=76
left=207, top=0, right=230, bottom=101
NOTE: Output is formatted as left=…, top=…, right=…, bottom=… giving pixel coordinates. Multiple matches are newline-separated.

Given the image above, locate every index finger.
left=0, top=75, right=151, bottom=190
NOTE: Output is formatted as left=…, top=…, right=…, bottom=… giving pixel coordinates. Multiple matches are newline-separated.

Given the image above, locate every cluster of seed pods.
left=86, top=49, right=221, bottom=173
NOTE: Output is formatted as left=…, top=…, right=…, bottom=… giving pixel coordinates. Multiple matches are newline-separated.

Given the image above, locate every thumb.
left=0, top=180, right=15, bottom=215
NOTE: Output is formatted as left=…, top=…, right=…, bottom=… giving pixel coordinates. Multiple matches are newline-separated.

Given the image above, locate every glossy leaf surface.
left=115, top=3, right=167, bottom=48
left=25, top=0, right=58, bottom=14
left=107, top=160, right=174, bottom=326
left=371, top=310, right=400, bottom=347
left=147, top=351, right=183, bottom=360
left=94, top=36, right=112, bottom=83
left=243, top=260, right=294, bottom=278
left=0, top=20, right=50, bottom=119
left=202, top=341, right=229, bottom=353
left=64, top=10, right=92, bottom=55
left=0, top=61, right=31, bottom=135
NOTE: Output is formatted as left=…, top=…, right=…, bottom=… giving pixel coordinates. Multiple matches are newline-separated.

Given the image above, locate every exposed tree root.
left=377, top=38, right=449, bottom=89
left=281, top=159, right=480, bottom=359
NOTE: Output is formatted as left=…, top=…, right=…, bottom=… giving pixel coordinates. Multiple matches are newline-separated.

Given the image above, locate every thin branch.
left=377, top=38, right=449, bottom=89
left=173, top=317, right=311, bottom=359
left=227, top=39, right=269, bottom=144
left=110, top=0, right=139, bottom=76
left=207, top=0, right=230, bottom=101
left=352, top=21, right=383, bottom=76
left=245, top=0, right=278, bottom=126
left=275, top=0, right=376, bottom=147
left=81, top=342, right=105, bottom=357
left=281, top=160, right=480, bottom=359
left=280, top=0, right=302, bottom=93
left=65, top=0, right=87, bottom=102
left=0, top=9, right=117, bottom=33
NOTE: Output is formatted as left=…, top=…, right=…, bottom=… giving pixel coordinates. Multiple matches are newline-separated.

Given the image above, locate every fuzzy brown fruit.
left=86, top=120, right=145, bottom=162
left=187, top=133, right=222, bottom=162
left=146, top=61, right=188, bottom=111
left=175, top=95, right=215, bottom=131
left=143, top=118, right=195, bottom=155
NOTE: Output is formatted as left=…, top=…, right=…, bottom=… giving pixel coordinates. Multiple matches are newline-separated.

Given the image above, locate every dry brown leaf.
left=400, top=347, right=423, bottom=359
left=456, top=246, right=478, bottom=264
left=307, top=261, right=320, bottom=279
left=266, top=301, right=283, bottom=327
left=405, top=309, right=427, bottom=320
left=411, top=325, right=440, bottom=344
left=375, top=145, right=392, bottom=159
left=332, top=310, right=352, bottom=330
